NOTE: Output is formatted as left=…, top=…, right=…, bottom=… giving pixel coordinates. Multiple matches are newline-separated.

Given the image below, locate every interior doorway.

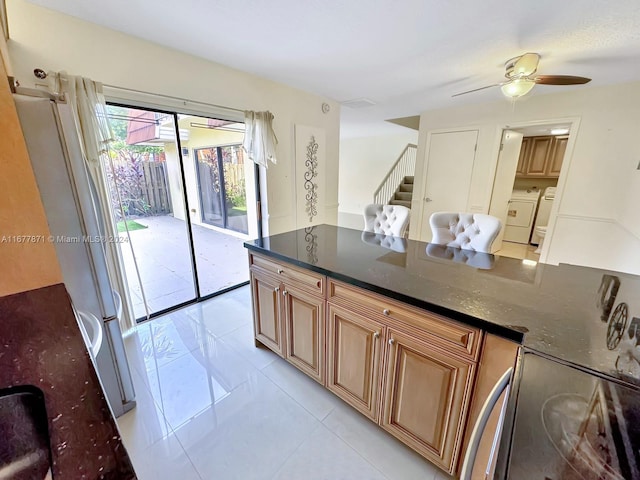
left=103, top=104, right=260, bottom=321
left=489, top=122, right=573, bottom=261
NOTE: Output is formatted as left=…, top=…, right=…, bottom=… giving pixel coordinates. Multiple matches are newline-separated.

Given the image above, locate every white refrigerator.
left=14, top=93, right=136, bottom=418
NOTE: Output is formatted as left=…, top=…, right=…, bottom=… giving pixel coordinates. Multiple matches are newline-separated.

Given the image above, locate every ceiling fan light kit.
left=453, top=52, right=591, bottom=99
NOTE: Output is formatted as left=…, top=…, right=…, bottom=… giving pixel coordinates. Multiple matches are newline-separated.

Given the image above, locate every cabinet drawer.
left=328, top=280, right=481, bottom=361
left=250, top=253, right=325, bottom=297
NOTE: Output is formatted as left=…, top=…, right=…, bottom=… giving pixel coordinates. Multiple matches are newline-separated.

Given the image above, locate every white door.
left=419, top=130, right=478, bottom=242
left=488, top=130, right=524, bottom=252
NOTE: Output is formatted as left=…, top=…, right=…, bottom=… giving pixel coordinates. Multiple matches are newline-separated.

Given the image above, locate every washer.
left=531, top=186, right=557, bottom=245
left=503, top=189, right=541, bottom=244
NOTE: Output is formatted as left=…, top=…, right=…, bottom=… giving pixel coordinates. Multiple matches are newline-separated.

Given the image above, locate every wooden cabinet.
left=517, top=135, right=568, bottom=178
left=250, top=254, right=326, bottom=383
left=249, top=254, right=512, bottom=477
left=381, top=329, right=474, bottom=474
left=327, top=304, right=385, bottom=420
left=282, top=284, right=325, bottom=382
left=250, top=269, right=285, bottom=356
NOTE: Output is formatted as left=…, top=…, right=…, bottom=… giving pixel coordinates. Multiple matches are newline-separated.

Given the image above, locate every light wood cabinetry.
left=327, top=304, right=385, bottom=421
left=517, top=135, right=568, bottom=178
left=249, top=252, right=517, bottom=476
left=249, top=253, right=325, bottom=382
left=382, top=329, right=474, bottom=473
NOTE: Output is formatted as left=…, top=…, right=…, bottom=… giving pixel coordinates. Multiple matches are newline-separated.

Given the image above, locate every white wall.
left=410, top=81, right=640, bottom=275
left=7, top=0, right=340, bottom=236
left=338, top=130, right=418, bottom=229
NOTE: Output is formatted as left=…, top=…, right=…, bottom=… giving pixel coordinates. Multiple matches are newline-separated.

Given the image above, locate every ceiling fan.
left=453, top=53, right=591, bottom=98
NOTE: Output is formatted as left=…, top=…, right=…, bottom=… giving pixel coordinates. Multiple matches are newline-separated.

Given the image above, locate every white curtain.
left=51, top=72, right=139, bottom=331
left=243, top=110, right=278, bottom=168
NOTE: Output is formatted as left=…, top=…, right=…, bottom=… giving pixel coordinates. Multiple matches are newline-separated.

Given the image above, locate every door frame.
left=104, top=100, right=263, bottom=323
left=488, top=116, right=582, bottom=263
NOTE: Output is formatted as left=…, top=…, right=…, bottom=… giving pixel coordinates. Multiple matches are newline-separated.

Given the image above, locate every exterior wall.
left=0, top=44, right=62, bottom=296
left=411, top=81, right=640, bottom=274
left=7, top=0, right=340, bottom=236
left=338, top=130, right=418, bottom=229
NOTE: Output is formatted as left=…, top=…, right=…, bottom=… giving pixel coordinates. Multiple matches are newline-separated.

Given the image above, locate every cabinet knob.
left=275, top=287, right=280, bottom=293
left=283, top=290, right=288, bottom=296
left=388, top=338, right=395, bottom=346
left=373, top=331, right=380, bottom=339
left=277, top=269, right=284, bottom=274
left=382, top=308, right=390, bottom=316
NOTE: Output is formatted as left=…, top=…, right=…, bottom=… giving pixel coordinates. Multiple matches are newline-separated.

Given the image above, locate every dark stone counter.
left=245, top=225, right=640, bottom=388
left=0, top=284, right=136, bottom=479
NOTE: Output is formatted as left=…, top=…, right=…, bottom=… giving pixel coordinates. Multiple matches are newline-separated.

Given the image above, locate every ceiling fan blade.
left=534, top=75, right=591, bottom=85
left=511, top=52, right=540, bottom=76
left=452, top=83, right=502, bottom=97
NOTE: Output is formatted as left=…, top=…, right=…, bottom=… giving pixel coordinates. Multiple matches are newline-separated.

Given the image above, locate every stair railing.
left=373, top=144, right=417, bottom=205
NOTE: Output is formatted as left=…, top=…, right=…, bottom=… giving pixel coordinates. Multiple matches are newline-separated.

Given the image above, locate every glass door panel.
left=105, top=105, right=196, bottom=320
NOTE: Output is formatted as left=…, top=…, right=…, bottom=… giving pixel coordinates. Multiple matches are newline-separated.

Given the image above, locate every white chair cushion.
left=363, top=204, right=410, bottom=237
left=429, top=212, right=502, bottom=254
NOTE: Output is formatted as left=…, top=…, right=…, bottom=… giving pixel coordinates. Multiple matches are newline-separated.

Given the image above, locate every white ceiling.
left=27, top=0, right=640, bottom=137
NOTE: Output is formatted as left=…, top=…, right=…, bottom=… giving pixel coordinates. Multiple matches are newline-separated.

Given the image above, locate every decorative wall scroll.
left=295, top=125, right=325, bottom=228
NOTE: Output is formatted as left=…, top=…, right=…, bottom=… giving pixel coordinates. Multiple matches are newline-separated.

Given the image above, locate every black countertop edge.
left=245, top=242, right=526, bottom=344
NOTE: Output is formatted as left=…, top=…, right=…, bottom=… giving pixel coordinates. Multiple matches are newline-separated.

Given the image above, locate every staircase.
left=373, top=144, right=417, bottom=207
left=389, top=176, right=414, bottom=208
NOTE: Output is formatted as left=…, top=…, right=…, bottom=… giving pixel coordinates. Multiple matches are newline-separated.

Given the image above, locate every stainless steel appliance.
left=14, top=93, right=136, bottom=418
left=502, top=352, right=640, bottom=479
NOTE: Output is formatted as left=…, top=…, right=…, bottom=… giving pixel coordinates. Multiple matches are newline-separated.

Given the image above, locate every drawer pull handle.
left=275, top=287, right=280, bottom=293
left=283, top=290, right=288, bottom=296
left=373, top=331, right=380, bottom=340
left=382, top=309, right=390, bottom=316
left=388, top=338, right=395, bottom=346
left=277, top=269, right=284, bottom=274
left=317, top=280, right=321, bottom=288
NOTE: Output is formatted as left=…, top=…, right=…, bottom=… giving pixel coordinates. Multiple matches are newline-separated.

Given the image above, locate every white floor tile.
left=219, top=324, right=278, bottom=370
left=174, top=373, right=319, bottom=480
left=272, top=425, right=387, bottom=480
left=262, top=359, right=342, bottom=421
left=117, top=370, right=172, bottom=456
left=184, top=290, right=252, bottom=337
left=129, top=433, right=201, bottom=480
left=144, top=341, right=262, bottom=430
left=323, top=402, right=440, bottom=480
left=134, top=314, right=200, bottom=371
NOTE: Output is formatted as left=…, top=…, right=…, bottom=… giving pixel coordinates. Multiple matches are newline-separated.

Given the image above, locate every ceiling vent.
left=340, top=98, right=376, bottom=109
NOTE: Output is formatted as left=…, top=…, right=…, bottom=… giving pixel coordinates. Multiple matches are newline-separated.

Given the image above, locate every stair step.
left=403, top=176, right=414, bottom=184
left=398, top=183, right=414, bottom=193
left=394, top=191, right=413, bottom=201
left=390, top=199, right=412, bottom=208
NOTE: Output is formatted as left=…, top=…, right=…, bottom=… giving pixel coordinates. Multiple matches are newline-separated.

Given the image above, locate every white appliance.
left=531, top=186, right=557, bottom=245
left=503, top=189, right=541, bottom=244
left=14, top=93, right=136, bottom=417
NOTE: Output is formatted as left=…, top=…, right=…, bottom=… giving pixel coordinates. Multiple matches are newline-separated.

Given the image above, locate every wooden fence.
left=141, top=161, right=172, bottom=215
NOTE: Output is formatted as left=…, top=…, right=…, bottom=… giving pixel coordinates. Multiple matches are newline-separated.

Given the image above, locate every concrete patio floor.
left=119, top=215, right=249, bottom=319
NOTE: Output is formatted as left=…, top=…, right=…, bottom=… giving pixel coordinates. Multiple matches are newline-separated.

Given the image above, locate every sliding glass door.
left=104, top=105, right=258, bottom=321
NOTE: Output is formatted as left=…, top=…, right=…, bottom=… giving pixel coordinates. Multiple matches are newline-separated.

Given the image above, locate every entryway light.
left=501, top=79, right=536, bottom=98
left=550, top=128, right=569, bottom=135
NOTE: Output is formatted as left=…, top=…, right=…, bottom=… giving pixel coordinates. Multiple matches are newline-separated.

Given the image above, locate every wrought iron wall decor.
left=304, top=135, right=319, bottom=222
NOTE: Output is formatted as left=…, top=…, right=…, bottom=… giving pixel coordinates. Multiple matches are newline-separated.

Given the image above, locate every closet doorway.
left=104, top=104, right=260, bottom=321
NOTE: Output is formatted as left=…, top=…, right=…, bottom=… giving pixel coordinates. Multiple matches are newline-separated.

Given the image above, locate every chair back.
left=429, top=212, right=501, bottom=253
left=363, top=204, right=410, bottom=237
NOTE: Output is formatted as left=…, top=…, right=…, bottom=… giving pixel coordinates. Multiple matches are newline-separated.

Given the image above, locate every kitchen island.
left=244, top=225, right=640, bottom=478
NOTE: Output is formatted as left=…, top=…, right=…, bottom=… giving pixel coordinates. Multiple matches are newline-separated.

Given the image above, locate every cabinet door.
left=547, top=135, right=568, bottom=177
left=515, top=137, right=530, bottom=176
left=282, top=284, right=325, bottom=383
left=525, top=136, right=553, bottom=176
left=250, top=270, right=284, bottom=356
left=381, top=329, right=474, bottom=474
left=327, top=304, right=384, bottom=421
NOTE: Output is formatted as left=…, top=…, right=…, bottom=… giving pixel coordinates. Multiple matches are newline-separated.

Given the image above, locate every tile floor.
left=494, top=240, right=540, bottom=262
left=118, top=285, right=453, bottom=480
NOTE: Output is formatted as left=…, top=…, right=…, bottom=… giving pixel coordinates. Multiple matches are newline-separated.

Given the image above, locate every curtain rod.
left=102, top=83, right=246, bottom=115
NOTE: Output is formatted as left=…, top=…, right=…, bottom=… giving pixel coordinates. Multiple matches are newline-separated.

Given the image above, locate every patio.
left=119, top=215, right=249, bottom=319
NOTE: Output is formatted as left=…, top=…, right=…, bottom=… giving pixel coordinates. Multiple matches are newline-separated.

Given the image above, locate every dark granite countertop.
left=245, top=225, right=640, bottom=388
